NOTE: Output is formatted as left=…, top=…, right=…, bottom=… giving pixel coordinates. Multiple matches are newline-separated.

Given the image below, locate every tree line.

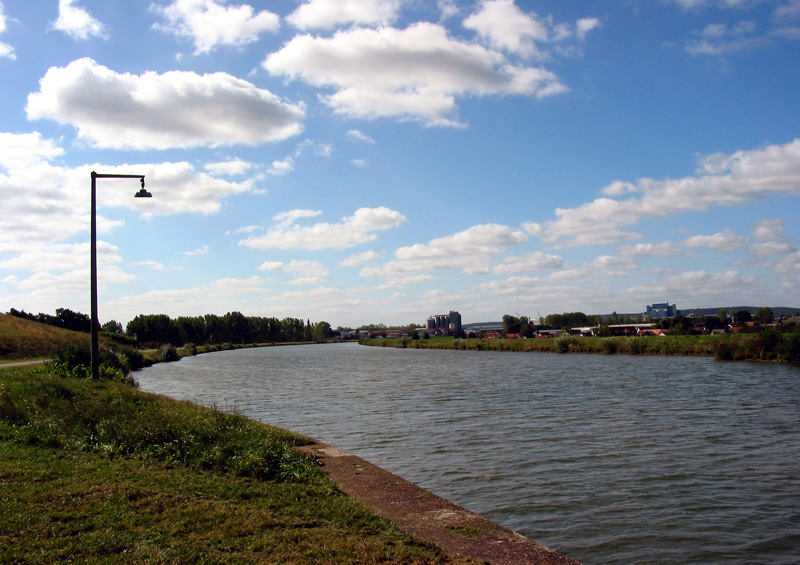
left=8, top=308, right=332, bottom=348
left=125, top=312, right=333, bottom=347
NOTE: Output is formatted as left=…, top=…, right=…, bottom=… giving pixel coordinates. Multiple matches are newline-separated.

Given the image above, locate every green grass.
left=363, top=332, right=800, bottom=362
left=0, top=313, right=90, bottom=362
left=0, top=366, right=463, bottom=564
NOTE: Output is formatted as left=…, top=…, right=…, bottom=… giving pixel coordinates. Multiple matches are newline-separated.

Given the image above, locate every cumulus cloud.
left=463, top=1, right=600, bottom=58
left=153, top=0, right=279, bottom=54
left=287, top=0, right=404, bottom=30
left=263, top=23, right=566, bottom=126
left=684, top=229, right=748, bottom=251
left=0, top=131, right=256, bottom=259
left=0, top=2, right=15, bottom=59
left=258, top=259, right=329, bottom=278
left=340, top=250, right=380, bottom=266
left=52, top=0, right=105, bottom=40
left=240, top=207, right=406, bottom=250
left=528, top=138, right=800, bottom=247
left=362, top=224, right=527, bottom=277
left=493, top=251, right=564, bottom=274
left=26, top=58, right=304, bottom=150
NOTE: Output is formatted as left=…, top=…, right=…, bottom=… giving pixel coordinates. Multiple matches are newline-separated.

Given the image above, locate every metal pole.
left=90, top=172, right=99, bottom=379
left=89, top=171, right=148, bottom=380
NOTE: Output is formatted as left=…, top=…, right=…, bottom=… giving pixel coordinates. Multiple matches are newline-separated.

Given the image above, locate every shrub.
left=50, top=341, right=91, bottom=379
left=180, top=343, right=197, bottom=357
left=116, top=345, right=144, bottom=371
left=555, top=336, right=578, bottom=353
left=600, top=337, right=621, bottom=354
left=627, top=338, right=647, bottom=355
left=779, top=332, right=800, bottom=364
left=157, top=344, right=180, bottom=363
left=50, top=341, right=133, bottom=384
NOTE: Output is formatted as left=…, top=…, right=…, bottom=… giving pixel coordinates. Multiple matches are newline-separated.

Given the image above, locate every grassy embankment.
left=362, top=332, right=800, bottom=362
left=0, top=313, right=90, bottom=362
left=0, top=364, right=464, bottom=563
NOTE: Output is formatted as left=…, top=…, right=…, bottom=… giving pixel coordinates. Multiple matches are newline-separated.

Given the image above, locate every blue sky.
left=1, top=0, right=799, bottom=328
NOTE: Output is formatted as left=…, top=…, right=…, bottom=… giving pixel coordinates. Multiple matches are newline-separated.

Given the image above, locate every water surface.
left=137, top=343, right=800, bottom=563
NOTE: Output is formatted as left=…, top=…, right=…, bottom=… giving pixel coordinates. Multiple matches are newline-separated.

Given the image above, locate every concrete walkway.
left=298, top=441, right=581, bottom=565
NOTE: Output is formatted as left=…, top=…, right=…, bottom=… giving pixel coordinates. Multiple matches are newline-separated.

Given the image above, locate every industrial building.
left=425, top=311, right=462, bottom=335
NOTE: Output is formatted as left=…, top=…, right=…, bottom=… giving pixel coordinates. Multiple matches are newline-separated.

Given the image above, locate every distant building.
left=425, top=310, right=462, bottom=335
left=646, top=302, right=677, bottom=318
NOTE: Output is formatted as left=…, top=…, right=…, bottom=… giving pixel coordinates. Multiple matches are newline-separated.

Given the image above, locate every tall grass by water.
left=0, top=365, right=463, bottom=563
left=363, top=331, right=800, bottom=362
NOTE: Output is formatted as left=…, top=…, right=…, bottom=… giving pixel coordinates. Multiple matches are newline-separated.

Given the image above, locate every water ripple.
left=138, top=343, right=800, bottom=564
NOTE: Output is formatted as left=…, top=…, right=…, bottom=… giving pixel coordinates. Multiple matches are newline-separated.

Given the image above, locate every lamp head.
left=134, top=177, right=152, bottom=198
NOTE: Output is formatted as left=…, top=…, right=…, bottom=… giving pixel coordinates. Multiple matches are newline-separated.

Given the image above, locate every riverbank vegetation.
left=0, top=364, right=462, bottom=563
left=5, top=308, right=334, bottom=352
left=361, top=331, right=800, bottom=363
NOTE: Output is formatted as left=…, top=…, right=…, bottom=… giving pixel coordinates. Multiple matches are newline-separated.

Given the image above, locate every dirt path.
left=298, top=441, right=580, bottom=564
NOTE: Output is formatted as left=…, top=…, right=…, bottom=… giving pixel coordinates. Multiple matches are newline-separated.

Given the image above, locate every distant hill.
left=0, top=313, right=89, bottom=361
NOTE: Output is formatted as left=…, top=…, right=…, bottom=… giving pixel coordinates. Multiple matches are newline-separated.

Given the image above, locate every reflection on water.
left=138, top=342, right=800, bottom=564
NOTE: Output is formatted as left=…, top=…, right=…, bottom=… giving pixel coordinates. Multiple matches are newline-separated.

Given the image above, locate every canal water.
left=137, top=342, right=800, bottom=564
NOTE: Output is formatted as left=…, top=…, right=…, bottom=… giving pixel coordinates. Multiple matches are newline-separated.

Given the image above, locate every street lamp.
left=90, top=171, right=151, bottom=379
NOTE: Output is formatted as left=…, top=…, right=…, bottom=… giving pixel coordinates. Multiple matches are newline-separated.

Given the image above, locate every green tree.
left=502, top=314, right=522, bottom=335
left=312, top=321, right=332, bottom=342
left=101, top=320, right=124, bottom=334
left=754, top=307, right=774, bottom=324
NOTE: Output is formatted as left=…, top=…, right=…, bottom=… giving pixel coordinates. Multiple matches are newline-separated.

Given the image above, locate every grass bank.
left=0, top=365, right=462, bottom=563
left=361, top=332, right=800, bottom=362
left=0, top=313, right=90, bottom=362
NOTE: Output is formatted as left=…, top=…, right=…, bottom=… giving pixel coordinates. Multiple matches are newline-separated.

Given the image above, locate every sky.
left=0, top=0, right=799, bottom=329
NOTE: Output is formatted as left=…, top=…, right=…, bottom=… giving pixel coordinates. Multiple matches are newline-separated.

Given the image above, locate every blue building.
left=646, top=302, right=677, bottom=318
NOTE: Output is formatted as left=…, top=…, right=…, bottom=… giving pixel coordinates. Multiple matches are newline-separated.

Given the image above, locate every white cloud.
left=287, top=0, right=404, bottom=30
left=205, top=159, right=253, bottom=176
left=257, top=259, right=329, bottom=278
left=263, top=23, right=566, bottom=126
left=0, top=131, right=257, bottom=260
left=240, top=207, right=406, bottom=250
left=154, top=0, right=279, bottom=54
left=183, top=245, right=209, bottom=256
left=684, top=229, right=748, bottom=251
left=340, top=250, right=380, bottom=266
left=268, top=158, right=295, bottom=175
left=493, top=251, right=564, bottom=274
left=27, top=58, right=305, bottom=150
left=52, top=0, right=105, bottom=40
left=529, top=138, right=800, bottom=247
left=0, top=2, right=15, bottom=59
left=618, top=241, right=686, bottom=257
left=463, top=0, right=549, bottom=58
left=347, top=129, right=375, bottom=143
left=686, top=20, right=769, bottom=56
left=463, top=1, right=600, bottom=58
left=362, top=224, right=527, bottom=277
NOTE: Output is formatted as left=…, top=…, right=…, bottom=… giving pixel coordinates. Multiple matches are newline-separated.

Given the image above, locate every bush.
left=555, top=336, right=578, bottom=353
left=779, top=332, right=800, bottom=364
left=50, top=341, right=91, bottom=379
left=50, top=341, right=133, bottom=384
left=157, top=344, right=180, bottom=363
left=180, top=343, right=197, bottom=357
left=600, top=337, right=621, bottom=354
left=116, top=345, right=144, bottom=371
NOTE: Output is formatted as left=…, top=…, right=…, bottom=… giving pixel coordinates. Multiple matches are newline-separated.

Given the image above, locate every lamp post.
left=90, top=171, right=152, bottom=379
